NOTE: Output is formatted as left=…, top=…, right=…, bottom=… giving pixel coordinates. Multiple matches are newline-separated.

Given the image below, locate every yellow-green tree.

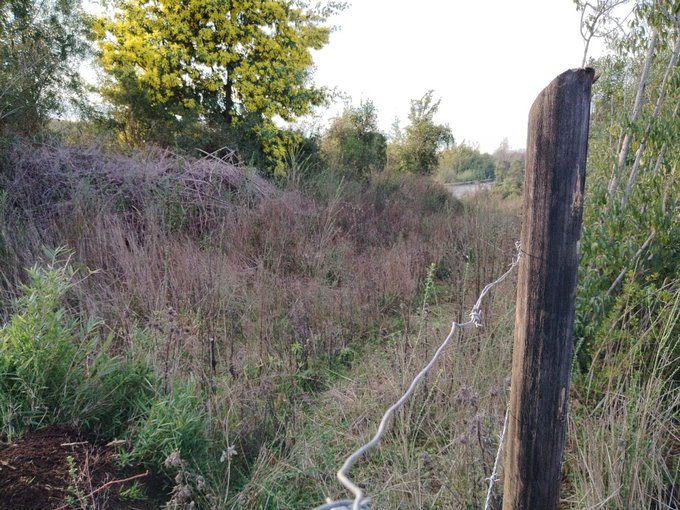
left=94, top=0, right=344, bottom=167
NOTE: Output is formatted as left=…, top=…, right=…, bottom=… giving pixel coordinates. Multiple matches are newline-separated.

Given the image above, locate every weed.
left=565, top=282, right=680, bottom=509
left=131, top=378, right=212, bottom=473
left=65, top=455, right=89, bottom=510
left=0, top=249, right=157, bottom=442
left=118, top=480, right=146, bottom=501
left=0, top=140, right=527, bottom=508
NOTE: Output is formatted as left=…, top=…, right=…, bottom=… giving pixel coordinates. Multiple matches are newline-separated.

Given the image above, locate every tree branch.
left=608, top=29, right=658, bottom=196
left=622, top=26, right=680, bottom=207
left=605, top=230, right=656, bottom=298
left=54, top=470, right=149, bottom=510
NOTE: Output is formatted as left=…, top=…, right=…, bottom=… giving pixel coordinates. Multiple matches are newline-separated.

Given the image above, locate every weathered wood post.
left=502, top=68, right=594, bottom=509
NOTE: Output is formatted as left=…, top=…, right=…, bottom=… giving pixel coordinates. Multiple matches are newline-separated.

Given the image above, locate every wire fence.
left=484, top=402, right=510, bottom=509
left=312, top=244, right=522, bottom=510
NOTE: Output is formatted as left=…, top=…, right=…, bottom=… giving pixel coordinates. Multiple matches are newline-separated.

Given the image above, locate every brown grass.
left=1, top=142, right=521, bottom=495
left=19, top=141, right=675, bottom=509
left=6, top=141, right=672, bottom=509
left=230, top=191, right=522, bottom=509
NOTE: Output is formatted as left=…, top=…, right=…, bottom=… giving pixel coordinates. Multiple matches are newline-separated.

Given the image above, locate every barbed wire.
left=313, top=243, right=522, bottom=510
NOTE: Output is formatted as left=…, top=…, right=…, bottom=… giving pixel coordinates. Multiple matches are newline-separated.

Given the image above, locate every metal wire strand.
left=314, top=245, right=522, bottom=510
left=484, top=402, right=510, bottom=510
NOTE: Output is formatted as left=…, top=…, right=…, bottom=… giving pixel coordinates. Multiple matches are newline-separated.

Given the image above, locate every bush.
left=71, top=353, right=157, bottom=440
left=0, top=248, right=156, bottom=441
left=391, top=91, right=453, bottom=174
left=437, top=143, right=494, bottom=183
left=0, top=0, right=89, bottom=137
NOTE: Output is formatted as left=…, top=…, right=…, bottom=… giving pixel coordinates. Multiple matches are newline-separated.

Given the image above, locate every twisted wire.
left=484, top=402, right=510, bottom=509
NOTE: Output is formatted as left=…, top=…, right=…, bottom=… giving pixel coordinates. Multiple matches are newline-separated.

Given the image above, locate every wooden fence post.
left=502, top=68, right=594, bottom=509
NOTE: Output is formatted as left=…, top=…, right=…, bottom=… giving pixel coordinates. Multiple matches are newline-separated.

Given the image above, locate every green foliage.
left=0, top=249, right=156, bottom=441
left=0, top=245, right=224, bottom=503
left=130, top=377, right=212, bottom=473
left=437, top=143, right=494, bottom=183
left=94, top=0, right=345, bottom=169
left=65, top=454, right=88, bottom=509
left=0, top=0, right=89, bottom=136
left=72, top=352, right=157, bottom=440
left=0, top=254, right=80, bottom=438
left=567, top=283, right=680, bottom=508
left=493, top=157, right=523, bottom=195
left=390, top=91, right=453, bottom=174
left=491, top=138, right=525, bottom=196
left=574, top=2, right=680, bottom=392
left=321, top=100, right=387, bottom=177
left=118, top=481, right=146, bottom=501
left=281, top=132, right=324, bottom=187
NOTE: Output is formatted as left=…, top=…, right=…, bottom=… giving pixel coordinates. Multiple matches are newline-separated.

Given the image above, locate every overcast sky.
left=310, top=0, right=601, bottom=153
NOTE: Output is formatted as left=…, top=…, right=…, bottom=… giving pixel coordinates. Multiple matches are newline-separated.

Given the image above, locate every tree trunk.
left=622, top=28, right=680, bottom=208
left=607, top=30, right=657, bottom=196
left=224, top=75, right=235, bottom=126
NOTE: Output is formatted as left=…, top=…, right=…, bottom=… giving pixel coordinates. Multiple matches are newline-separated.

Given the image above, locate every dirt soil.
left=0, top=426, right=166, bottom=510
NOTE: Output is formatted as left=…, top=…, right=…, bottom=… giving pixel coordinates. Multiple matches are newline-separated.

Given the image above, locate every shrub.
left=0, top=254, right=80, bottom=439
left=437, top=143, right=494, bottom=183
left=0, top=248, right=156, bottom=441
left=390, top=91, right=453, bottom=175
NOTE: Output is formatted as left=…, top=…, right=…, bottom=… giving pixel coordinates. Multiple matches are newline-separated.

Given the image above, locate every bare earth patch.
left=0, top=427, right=165, bottom=510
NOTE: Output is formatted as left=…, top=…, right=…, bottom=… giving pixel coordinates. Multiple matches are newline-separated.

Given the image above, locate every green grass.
left=0, top=248, right=157, bottom=442
left=565, top=282, right=680, bottom=509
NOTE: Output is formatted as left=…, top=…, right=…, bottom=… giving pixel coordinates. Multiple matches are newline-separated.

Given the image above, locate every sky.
left=309, top=0, right=600, bottom=153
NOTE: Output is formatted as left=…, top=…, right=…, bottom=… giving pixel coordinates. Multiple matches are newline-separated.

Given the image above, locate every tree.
left=492, top=138, right=525, bottom=195
left=321, top=100, right=387, bottom=177
left=94, top=0, right=344, bottom=166
left=437, top=143, right=494, bottom=183
left=565, top=5, right=680, bottom=506
left=1, top=0, right=88, bottom=135
left=574, top=1, right=680, bottom=382
left=394, top=91, right=453, bottom=174
left=574, top=0, right=630, bottom=67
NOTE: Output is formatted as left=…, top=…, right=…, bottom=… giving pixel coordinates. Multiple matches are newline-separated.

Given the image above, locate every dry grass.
left=231, top=191, right=521, bottom=509
left=564, top=284, right=680, bottom=509
left=3, top=140, right=673, bottom=509
left=2, top=141, right=521, bottom=506
left=231, top=288, right=518, bottom=508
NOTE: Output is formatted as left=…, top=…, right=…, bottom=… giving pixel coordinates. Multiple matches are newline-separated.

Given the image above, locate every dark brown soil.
left=0, top=426, right=167, bottom=510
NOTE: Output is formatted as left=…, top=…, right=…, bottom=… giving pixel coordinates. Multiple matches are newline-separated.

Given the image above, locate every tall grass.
left=0, top=248, right=156, bottom=442
left=1, top=140, right=522, bottom=505
left=229, top=192, right=521, bottom=509
left=4, top=139, right=670, bottom=509
left=565, top=282, right=680, bottom=509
